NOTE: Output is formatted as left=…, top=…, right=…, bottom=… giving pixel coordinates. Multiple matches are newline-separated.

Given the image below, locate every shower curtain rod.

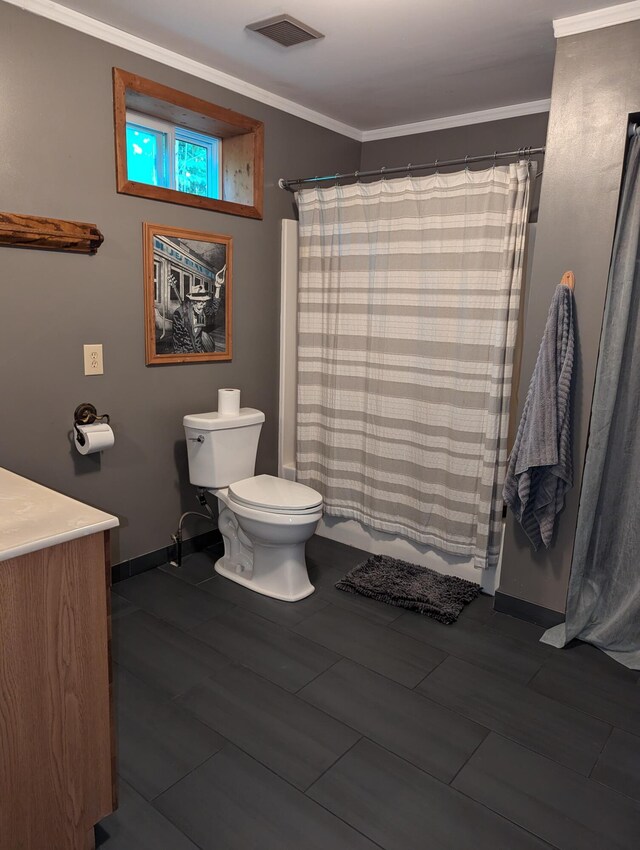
left=278, top=145, right=546, bottom=192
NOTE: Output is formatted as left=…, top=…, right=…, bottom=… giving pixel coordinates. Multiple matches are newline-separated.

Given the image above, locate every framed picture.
left=143, top=222, right=232, bottom=364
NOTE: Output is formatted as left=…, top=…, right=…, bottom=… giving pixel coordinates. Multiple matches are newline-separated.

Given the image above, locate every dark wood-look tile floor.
left=99, top=536, right=640, bottom=850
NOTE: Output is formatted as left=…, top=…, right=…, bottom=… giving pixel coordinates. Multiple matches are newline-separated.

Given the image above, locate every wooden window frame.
left=113, top=68, right=263, bottom=220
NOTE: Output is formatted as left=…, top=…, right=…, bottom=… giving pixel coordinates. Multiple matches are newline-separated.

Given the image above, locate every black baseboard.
left=494, top=591, right=564, bottom=629
left=112, top=529, right=223, bottom=584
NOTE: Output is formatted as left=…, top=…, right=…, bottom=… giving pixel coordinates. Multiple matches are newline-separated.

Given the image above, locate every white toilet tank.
left=183, top=408, right=265, bottom=489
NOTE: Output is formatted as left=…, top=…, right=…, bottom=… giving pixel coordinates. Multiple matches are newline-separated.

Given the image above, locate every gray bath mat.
left=335, top=554, right=482, bottom=624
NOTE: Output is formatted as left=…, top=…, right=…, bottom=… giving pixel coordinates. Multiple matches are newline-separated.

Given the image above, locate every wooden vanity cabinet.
left=0, top=531, right=115, bottom=850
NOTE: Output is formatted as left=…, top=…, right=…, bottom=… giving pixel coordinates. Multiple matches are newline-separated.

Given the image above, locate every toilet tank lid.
left=183, top=408, right=265, bottom=431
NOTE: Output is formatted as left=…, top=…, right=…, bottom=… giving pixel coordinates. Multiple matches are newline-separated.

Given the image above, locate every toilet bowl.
left=183, top=408, right=322, bottom=602
left=214, top=475, right=322, bottom=601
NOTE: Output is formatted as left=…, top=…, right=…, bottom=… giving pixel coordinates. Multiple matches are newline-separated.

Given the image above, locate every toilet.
left=183, top=407, right=322, bottom=601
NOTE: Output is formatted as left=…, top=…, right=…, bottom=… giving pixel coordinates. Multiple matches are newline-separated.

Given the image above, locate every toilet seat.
left=228, top=474, right=322, bottom=515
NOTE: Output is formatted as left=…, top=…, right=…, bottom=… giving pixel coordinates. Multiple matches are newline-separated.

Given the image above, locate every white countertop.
left=0, top=468, right=119, bottom=562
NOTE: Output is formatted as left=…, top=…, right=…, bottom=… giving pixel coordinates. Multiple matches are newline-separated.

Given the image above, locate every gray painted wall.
left=0, top=4, right=360, bottom=564
left=499, top=21, right=640, bottom=613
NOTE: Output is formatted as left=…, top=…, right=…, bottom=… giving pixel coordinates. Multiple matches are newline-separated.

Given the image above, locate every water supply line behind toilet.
left=169, top=489, right=217, bottom=568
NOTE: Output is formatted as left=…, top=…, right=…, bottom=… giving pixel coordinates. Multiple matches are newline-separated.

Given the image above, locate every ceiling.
left=18, top=0, right=631, bottom=132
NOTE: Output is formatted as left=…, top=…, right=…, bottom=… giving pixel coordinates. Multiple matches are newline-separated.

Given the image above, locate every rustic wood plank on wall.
left=0, top=211, right=104, bottom=254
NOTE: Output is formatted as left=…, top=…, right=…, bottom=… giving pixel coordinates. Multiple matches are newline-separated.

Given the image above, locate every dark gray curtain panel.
left=542, top=135, right=640, bottom=669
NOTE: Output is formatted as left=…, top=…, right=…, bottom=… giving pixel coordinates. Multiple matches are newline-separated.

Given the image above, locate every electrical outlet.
left=83, top=344, right=104, bottom=375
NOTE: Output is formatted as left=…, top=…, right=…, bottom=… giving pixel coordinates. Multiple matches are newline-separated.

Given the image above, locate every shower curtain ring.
left=354, top=170, right=360, bottom=183
left=464, top=154, right=469, bottom=171
left=381, top=166, right=387, bottom=180
left=434, top=159, right=439, bottom=174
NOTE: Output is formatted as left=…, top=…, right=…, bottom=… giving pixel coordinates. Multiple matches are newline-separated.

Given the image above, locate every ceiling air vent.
left=246, top=15, right=324, bottom=48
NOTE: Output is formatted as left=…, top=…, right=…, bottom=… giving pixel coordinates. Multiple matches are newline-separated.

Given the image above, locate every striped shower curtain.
left=295, top=165, right=531, bottom=569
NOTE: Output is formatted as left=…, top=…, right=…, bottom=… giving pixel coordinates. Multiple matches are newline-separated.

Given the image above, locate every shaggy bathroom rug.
left=335, top=554, right=482, bottom=624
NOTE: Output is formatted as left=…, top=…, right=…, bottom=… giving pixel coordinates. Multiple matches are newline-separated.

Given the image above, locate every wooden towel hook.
left=561, top=270, right=575, bottom=290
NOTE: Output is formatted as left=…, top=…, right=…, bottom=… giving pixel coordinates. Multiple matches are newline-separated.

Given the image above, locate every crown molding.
left=1, top=0, right=362, bottom=140
left=553, top=1, right=640, bottom=37
left=361, top=99, right=551, bottom=142
left=3, top=0, right=550, bottom=143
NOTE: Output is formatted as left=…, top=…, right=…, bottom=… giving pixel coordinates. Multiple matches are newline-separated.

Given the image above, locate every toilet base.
left=214, top=553, right=315, bottom=602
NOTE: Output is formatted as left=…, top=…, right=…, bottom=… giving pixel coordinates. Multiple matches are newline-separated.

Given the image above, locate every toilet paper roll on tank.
left=74, top=422, right=115, bottom=455
left=218, top=388, right=241, bottom=416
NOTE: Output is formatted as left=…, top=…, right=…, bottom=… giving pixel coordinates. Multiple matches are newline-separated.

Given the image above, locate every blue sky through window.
left=126, top=123, right=166, bottom=186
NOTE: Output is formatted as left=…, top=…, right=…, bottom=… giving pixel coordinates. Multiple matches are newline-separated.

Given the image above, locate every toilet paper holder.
left=73, top=402, right=110, bottom=447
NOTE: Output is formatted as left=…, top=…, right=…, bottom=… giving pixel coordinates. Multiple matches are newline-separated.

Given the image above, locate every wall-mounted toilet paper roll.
left=218, top=388, right=240, bottom=416
left=74, top=422, right=115, bottom=455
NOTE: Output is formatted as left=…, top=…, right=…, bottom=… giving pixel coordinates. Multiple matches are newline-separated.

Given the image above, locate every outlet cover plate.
left=83, top=344, right=104, bottom=375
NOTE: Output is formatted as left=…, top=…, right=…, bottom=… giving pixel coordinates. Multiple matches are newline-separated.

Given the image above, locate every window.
left=169, top=266, right=182, bottom=301
left=113, top=68, right=264, bottom=219
left=126, top=119, right=164, bottom=187
left=126, top=112, right=221, bottom=199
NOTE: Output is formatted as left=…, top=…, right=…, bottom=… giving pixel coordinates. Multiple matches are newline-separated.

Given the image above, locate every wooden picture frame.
left=143, top=222, right=232, bottom=365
